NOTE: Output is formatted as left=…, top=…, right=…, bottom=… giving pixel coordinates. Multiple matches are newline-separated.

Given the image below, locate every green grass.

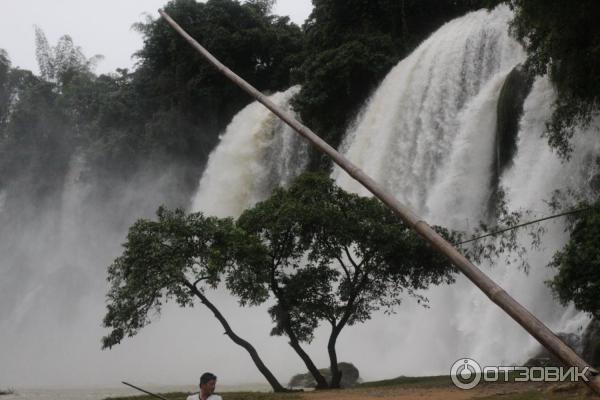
left=105, top=375, right=589, bottom=400
left=106, top=391, right=302, bottom=400
left=356, top=374, right=453, bottom=388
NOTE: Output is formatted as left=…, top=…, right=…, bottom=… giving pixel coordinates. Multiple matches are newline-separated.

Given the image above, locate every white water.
left=3, top=5, right=600, bottom=394
left=184, top=4, right=600, bottom=380
left=191, top=86, right=308, bottom=217
left=330, top=6, right=600, bottom=377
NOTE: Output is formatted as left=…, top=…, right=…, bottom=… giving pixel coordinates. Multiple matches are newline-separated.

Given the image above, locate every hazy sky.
left=0, top=0, right=313, bottom=75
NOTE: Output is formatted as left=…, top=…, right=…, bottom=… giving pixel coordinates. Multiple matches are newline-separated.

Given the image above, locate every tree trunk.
left=185, top=282, right=289, bottom=393
left=284, top=322, right=330, bottom=389
left=327, top=326, right=342, bottom=389
left=272, top=289, right=330, bottom=389
left=328, top=273, right=366, bottom=389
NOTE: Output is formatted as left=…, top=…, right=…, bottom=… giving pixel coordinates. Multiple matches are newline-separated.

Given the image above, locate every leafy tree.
left=547, top=203, right=600, bottom=318
left=0, top=49, right=11, bottom=128
left=230, top=173, right=457, bottom=388
left=102, top=207, right=289, bottom=392
left=34, top=26, right=103, bottom=84
left=0, top=74, right=74, bottom=202
left=507, top=0, right=600, bottom=159
left=131, top=0, right=304, bottom=172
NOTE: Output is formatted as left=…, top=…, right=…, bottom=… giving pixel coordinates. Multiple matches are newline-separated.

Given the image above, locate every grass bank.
left=104, top=375, right=592, bottom=400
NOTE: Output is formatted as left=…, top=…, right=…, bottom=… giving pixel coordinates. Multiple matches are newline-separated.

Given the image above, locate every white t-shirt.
left=186, top=394, right=222, bottom=400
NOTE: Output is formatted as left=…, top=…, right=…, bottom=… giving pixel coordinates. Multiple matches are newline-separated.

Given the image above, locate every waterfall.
left=3, top=4, right=599, bottom=391
left=190, top=86, right=308, bottom=217
left=332, top=5, right=600, bottom=378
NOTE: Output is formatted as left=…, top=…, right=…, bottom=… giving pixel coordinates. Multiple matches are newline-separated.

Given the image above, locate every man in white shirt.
left=186, top=372, right=222, bottom=400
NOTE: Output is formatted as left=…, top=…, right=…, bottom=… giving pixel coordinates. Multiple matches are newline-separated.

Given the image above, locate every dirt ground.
left=297, top=382, right=593, bottom=400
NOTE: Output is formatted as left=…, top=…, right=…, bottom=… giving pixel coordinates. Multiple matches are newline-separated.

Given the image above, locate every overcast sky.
left=0, top=0, right=313, bottom=75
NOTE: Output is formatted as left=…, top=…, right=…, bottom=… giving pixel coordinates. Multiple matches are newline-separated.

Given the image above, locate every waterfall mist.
left=331, top=6, right=600, bottom=378
left=2, top=4, right=599, bottom=391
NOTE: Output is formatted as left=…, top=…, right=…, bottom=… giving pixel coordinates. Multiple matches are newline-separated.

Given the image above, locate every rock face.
left=488, top=65, right=533, bottom=217
left=582, top=319, right=600, bottom=368
left=494, top=65, right=533, bottom=180
left=525, top=332, right=583, bottom=367
left=288, top=362, right=360, bottom=388
left=524, top=320, right=600, bottom=368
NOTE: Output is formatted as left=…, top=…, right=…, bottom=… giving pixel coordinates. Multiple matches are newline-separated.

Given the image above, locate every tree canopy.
left=548, top=203, right=600, bottom=319
left=102, top=173, right=458, bottom=389
left=102, top=207, right=289, bottom=392
left=0, top=0, right=305, bottom=214
left=229, top=173, right=457, bottom=387
left=507, top=0, right=600, bottom=158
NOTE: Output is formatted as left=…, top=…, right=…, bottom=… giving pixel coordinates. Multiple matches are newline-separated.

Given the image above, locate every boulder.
left=582, top=319, right=600, bottom=368
left=525, top=332, right=582, bottom=367
left=523, top=320, right=600, bottom=368
left=288, top=362, right=360, bottom=388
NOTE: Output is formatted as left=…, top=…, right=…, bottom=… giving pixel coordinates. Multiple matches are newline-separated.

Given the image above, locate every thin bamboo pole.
left=158, top=10, right=600, bottom=395
left=122, top=381, right=170, bottom=400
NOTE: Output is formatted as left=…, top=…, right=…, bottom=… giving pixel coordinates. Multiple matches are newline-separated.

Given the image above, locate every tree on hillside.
left=131, top=0, right=304, bottom=172
left=34, top=26, right=103, bottom=84
left=230, top=173, right=458, bottom=388
left=507, top=0, right=600, bottom=159
left=0, top=49, right=11, bottom=128
left=101, top=207, right=289, bottom=392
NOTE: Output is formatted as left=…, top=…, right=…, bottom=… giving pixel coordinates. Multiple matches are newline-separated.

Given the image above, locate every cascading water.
left=191, top=86, right=308, bottom=217
left=331, top=5, right=600, bottom=377
left=3, top=4, right=599, bottom=393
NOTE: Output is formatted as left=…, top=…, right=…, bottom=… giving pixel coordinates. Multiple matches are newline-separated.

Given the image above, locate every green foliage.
left=508, top=0, right=600, bottom=158
left=293, top=0, right=494, bottom=168
left=547, top=203, right=600, bottom=319
left=34, top=26, right=103, bottom=84
left=132, top=0, right=303, bottom=148
left=231, top=173, right=457, bottom=342
left=102, top=207, right=234, bottom=349
left=1, top=1, right=305, bottom=208
left=0, top=73, right=74, bottom=200
left=0, top=49, right=11, bottom=128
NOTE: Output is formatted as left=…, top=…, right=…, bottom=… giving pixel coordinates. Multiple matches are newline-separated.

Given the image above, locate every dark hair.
left=200, top=372, right=217, bottom=386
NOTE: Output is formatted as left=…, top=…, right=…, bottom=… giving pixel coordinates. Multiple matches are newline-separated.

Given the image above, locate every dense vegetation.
left=508, top=0, right=600, bottom=159
left=0, top=0, right=497, bottom=210
left=547, top=203, right=600, bottom=319
left=0, top=0, right=305, bottom=218
left=1, top=0, right=598, bottom=200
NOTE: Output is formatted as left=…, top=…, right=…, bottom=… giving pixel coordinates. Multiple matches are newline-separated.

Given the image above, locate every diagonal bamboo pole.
left=122, top=381, right=170, bottom=400
left=158, top=10, right=600, bottom=395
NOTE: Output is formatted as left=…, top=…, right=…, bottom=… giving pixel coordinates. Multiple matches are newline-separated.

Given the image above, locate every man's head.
left=199, top=372, right=217, bottom=396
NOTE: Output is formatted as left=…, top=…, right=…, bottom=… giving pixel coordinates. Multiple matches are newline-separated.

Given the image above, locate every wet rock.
left=288, top=362, right=360, bottom=388
left=524, top=332, right=582, bottom=367
left=494, top=65, right=533, bottom=178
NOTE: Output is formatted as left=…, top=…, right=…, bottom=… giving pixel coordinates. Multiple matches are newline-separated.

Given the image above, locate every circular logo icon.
left=451, top=358, right=482, bottom=389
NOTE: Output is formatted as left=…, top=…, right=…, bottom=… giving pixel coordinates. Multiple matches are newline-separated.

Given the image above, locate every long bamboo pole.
left=158, top=10, right=600, bottom=395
